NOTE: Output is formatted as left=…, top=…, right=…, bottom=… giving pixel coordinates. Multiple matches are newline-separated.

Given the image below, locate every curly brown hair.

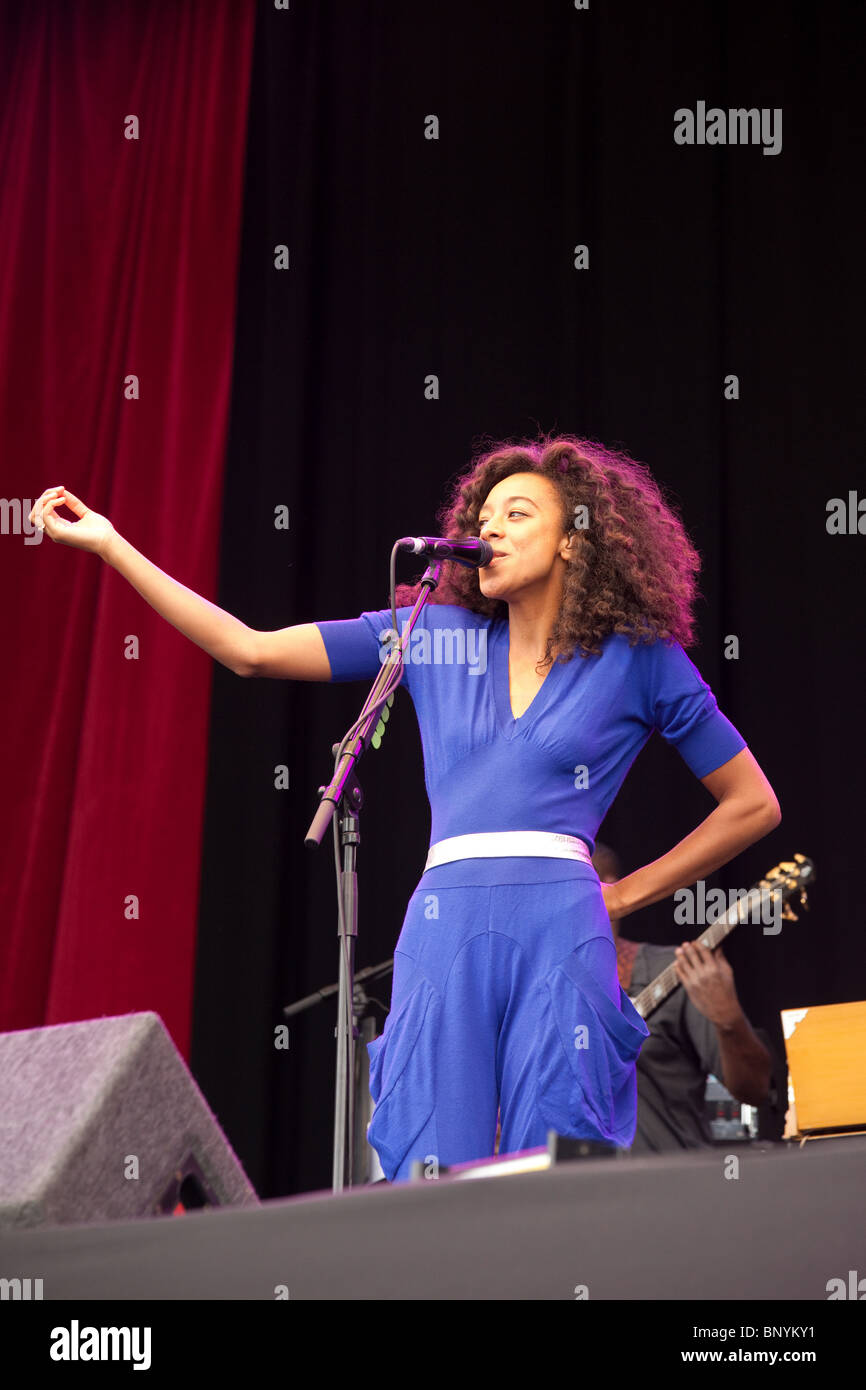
left=395, top=433, right=702, bottom=668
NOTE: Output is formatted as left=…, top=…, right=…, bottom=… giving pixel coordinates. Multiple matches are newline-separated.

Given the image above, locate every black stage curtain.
left=192, top=0, right=866, bottom=1198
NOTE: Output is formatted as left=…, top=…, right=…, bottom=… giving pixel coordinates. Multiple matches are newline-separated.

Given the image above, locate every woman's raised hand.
left=26, top=484, right=328, bottom=680
left=29, top=487, right=116, bottom=558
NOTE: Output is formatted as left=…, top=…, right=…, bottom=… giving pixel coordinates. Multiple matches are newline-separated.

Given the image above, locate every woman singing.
left=30, top=434, right=780, bottom=1183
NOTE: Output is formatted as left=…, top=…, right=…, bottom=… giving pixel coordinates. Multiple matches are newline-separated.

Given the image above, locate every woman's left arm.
left=602, top=747, right=781, bottom=920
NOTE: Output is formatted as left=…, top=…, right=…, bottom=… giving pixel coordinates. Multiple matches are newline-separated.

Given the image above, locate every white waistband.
left=424, top=831, right=593, bottom=871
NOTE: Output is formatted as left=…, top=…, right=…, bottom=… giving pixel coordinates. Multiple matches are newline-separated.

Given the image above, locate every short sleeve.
left=644, top=640, right=747, bottom=778
left=315, top=607, right=411, bottom=683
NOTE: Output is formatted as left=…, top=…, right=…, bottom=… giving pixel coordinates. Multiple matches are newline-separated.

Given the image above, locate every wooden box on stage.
left=782, top=1000, right=866, bottom=1134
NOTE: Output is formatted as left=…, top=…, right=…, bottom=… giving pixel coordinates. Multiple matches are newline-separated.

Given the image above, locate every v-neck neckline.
left=492, top=623, right=562, bottom=739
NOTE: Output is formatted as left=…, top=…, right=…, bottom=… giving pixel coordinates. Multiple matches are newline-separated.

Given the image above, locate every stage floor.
left=1, top=1137, right=863, bottom=1300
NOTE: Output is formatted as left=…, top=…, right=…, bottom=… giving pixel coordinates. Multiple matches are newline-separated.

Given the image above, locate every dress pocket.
left=536, top=953, right=650, bottom=1147
left=366, top=973, right=440, bottom=1182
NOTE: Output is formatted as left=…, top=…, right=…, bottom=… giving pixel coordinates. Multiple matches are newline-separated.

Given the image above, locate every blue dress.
left=316, top=604, right=747, bottom=1180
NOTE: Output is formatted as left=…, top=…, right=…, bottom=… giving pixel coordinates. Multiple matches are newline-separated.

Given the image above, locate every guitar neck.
left=630, top=888, right=765, bottom=1020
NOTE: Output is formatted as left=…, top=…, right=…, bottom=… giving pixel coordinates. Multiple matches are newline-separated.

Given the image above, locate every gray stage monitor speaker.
left=0, top=1011, right=258, bottom=1230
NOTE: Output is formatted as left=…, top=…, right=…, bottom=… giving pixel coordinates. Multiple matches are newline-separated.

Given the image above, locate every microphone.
left=397, top=535, right=494, bottom=568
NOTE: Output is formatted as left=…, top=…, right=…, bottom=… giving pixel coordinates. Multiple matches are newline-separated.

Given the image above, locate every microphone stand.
left=304, top=561, right=442, bottom=1193
left=282, top=958, right=395, bottom=1184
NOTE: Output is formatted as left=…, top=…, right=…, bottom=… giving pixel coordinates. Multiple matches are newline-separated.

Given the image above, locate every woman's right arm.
left=29, top=486, right=332, bottom=681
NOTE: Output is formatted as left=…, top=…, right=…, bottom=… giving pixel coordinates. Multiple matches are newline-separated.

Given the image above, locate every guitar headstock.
left=631, top=852, right=817, bottom=1021
left=756, top=852, right=815, bottom=922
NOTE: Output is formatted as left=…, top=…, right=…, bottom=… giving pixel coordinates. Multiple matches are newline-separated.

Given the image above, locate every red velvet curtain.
left=0, top=0, right=256, bottom=1057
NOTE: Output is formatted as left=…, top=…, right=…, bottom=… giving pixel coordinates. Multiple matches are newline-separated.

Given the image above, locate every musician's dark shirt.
left=626, top=943, right=724, bottom=1152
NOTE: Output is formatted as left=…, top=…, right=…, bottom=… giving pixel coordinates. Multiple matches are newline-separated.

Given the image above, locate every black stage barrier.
left=1, top=1136, right=863, bottom=1301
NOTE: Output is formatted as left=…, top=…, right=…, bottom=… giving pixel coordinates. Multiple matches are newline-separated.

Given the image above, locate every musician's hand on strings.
left=673, top=941, right=741, bottom=1027
left=29, top=487, right=116, bottom=558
